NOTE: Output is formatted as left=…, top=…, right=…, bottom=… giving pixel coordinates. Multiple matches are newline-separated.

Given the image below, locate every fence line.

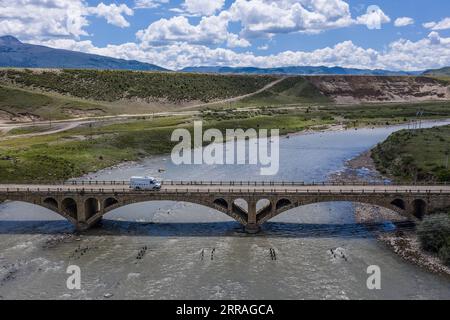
left=0, top=180, right=448, bottom=187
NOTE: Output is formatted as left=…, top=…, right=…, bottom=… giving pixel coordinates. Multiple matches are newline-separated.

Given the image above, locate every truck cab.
left=130, top=176, right=161, bottom=191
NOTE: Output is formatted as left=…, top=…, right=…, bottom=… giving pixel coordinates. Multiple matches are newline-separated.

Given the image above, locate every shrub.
left=436, top=169, right=450, bottom=182
left=0, top=69, right=276, bottom=103
left=417, top=214, right=450, bottom=252
left=417, top=214, right=450, bottom=266
left=439, top=241, right=450, bottom=266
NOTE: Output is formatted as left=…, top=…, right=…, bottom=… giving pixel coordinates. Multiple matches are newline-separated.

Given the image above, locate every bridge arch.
left=233, top=198, right=248, bottom=211
left=62, top=198, right=78, bottom=220
left=257, top=199, right=271, bottom=209
left=43, top=197, right=59, bottom=210
left=257, top=199, right=409, bottom=225
left=231, top=198, right=249, bottom=221
left=104, top=197, right=119, bottom=210
left=0, top=198, right=76, bottom=224
left=213, top=198, right=228, bottom=210
left=412, top=199, right=427, bottom=220
left=85, top=198, right=101, bottom=220
left=87, top=199, right=247, bottom=226
left=276, top=198, right=292, bottom=211
left=391, top=199, right=406, bottom=210
left=257, top=198, right=272, bottom=217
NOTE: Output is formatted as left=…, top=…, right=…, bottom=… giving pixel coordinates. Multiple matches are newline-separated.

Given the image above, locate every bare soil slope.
left=306, top=76, right=450, bottom=104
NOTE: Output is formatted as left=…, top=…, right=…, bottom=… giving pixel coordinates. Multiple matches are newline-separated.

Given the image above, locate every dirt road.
left=0, top=78, right=286, bottom=140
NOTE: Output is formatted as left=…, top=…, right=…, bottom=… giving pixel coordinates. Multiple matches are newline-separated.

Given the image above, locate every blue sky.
left=2, top=0, right=450, bottom=70
left=82, top=0, right=450, bottom=51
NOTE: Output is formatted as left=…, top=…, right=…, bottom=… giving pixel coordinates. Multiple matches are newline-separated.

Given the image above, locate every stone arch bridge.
left=0, top=181, right=449, bottom=233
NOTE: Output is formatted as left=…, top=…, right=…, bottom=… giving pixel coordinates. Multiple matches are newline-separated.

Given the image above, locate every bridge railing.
left=159, top=180, right=449, bottom=187
left=0, top=187, right=449, bottom=195
left=1, top=180, right=447, bottom=187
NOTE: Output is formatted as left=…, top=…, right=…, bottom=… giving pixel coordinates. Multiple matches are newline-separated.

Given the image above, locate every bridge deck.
left=0, top=183, right=449, bottom=194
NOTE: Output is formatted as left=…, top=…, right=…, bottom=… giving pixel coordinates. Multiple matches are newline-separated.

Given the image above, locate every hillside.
left=305, top=76, right=450, bottom=104
left=0, top=36, right=166, bottom=71
left=1, top=69, right=449, bottom=122
left=423, top=67, right=450, bottom=77
left=238, top=75, right=450, bottom=106
left=0, top=69, right=277, bottom=103
left=372, top=125, right=450, bottom=183
left=0, top=86, right=108, bottom=121
left=239, top=76, right=331, bottom=105
left=181, top=66, right=420, bottom=76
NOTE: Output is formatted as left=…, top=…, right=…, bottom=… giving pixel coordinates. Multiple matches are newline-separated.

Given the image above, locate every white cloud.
left=0, top=0, right=133, bottom=40
left=35, top=31, right=450, bottom=72
left=356, top=5, right=390, bottom=30
left=134, top=0, right=169, bottom=9
left=6, top=0, right=449, bottom=73
left=136, top=12, right=250, bottom=48
left=228, top=0, right=355, bottom=37
left=90, top=3, right=134, bottom=28
left=0, top=0, right=89, bottom=39
left=0, top=0, right=392, bottom=47
left=223, top=1, right=390, bottom=39
left=423, top=17, right=450, bottom=31
left=182, top=0, right=225, bottom=16
left=394, top=17, right=414, bottom=27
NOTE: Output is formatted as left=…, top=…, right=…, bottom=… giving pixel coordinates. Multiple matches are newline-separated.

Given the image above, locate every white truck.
left=130, top=176, right=161, bottom=191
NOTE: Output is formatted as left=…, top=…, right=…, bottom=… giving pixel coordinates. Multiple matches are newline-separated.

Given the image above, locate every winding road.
left=0, top=78, right=286, bottom=140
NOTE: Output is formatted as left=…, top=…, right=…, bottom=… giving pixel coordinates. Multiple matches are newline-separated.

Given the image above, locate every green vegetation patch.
left=8, top=125, right=53, bottom=135
left=0, top=85, right=107, bottom=120
left=0, top=69, right=277, bottom=103
left=372, top=125, right=450, bottom=182
left=238, top=76, right=330, bottom=106
left=417, top=213, right=450, bottom=266
left=0, top=117, right=188, bottom=182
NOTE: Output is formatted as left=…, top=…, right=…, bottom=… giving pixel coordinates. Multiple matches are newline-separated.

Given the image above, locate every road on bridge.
left=0, top=182, right=449, bottom=194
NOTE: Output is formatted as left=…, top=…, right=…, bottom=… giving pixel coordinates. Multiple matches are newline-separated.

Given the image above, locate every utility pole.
left=416, top=110, right=424, bottom=129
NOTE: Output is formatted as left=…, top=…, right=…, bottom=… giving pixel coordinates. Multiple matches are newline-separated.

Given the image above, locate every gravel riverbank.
left=329, top=150, right=450, bottom=276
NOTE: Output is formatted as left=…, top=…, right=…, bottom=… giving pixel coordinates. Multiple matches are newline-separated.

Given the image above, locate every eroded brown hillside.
left=305, top=76, right=450, bottom=104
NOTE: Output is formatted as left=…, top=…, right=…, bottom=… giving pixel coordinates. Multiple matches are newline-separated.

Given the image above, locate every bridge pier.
left=245, top=224, right=261, bottom=234
left=245, top=199, right=261, bottom=234
left=76, top=217, right=103, bottom=231
left=75, top=221, right=90, bottom=231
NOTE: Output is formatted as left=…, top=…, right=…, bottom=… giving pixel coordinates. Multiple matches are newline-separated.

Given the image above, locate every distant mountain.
left=0, top=35, right=428, bottom=76
left=0, top=35, right=167, bottom=71
left=422, top=67, right=450, bottom=76
left=181, top=65, right=421, bottom=76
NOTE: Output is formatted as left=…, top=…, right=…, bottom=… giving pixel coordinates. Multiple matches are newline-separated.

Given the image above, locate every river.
left=0, top=120, right=449, bottom=299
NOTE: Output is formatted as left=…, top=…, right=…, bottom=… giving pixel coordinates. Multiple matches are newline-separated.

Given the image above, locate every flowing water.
left=1, top=121, right=450, bottom=299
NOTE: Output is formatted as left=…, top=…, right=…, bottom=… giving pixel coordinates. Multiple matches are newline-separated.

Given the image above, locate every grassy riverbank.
left=371, top=125, right=450, bottom=183
left=418, top=214, right=450, bottom=267
left=341, top=125, right=450, bottom=272
left=0, top=113, right=333, bottom=182
left=2, top=101, right=450, bottom=182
